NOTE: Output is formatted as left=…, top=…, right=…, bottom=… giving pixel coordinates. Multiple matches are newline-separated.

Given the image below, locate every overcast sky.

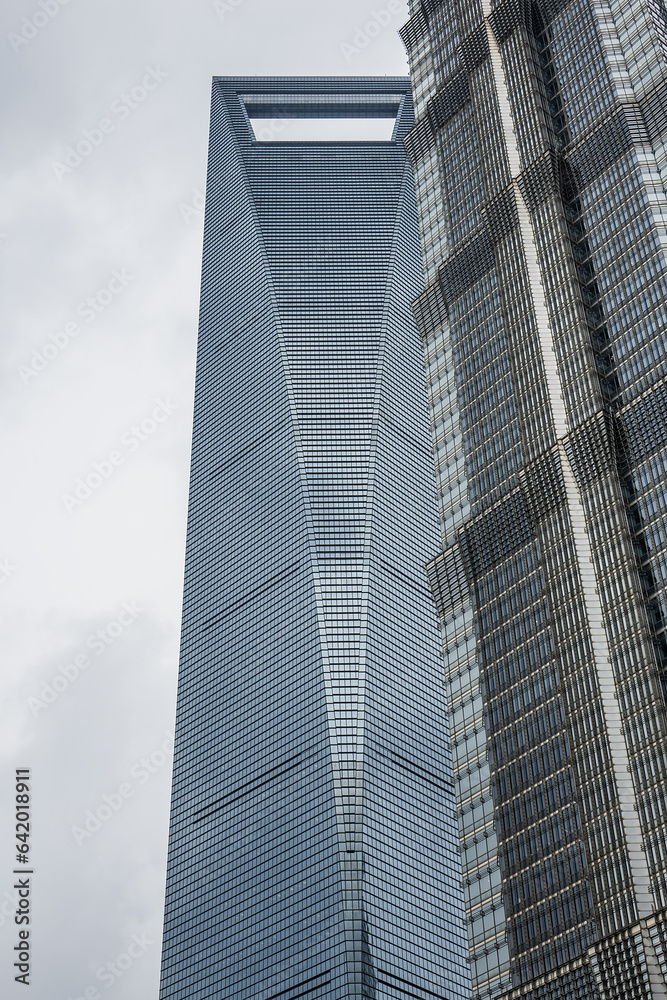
left=0, top=1, right=412, bottom=997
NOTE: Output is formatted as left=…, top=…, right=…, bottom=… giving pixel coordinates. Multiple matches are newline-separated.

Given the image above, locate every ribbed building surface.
left=401, top=2, right=667, bottom=998
left=158, top=78, right=471, bottom=1000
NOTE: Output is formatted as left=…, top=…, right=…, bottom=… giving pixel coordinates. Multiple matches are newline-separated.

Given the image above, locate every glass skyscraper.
left=401, top=1, right=667, bottom=998
left=158, top=77, right=471, bottom=1000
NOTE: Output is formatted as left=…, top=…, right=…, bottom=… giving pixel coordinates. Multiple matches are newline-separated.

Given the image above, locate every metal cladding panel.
left=158, top=77, right=470, bottom=1000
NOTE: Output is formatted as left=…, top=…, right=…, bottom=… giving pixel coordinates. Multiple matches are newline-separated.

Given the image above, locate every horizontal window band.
left=315, top=553, right=365, bottom=562
left=386, top=750, right=455, bottom=792
left=190, top=743, right=453, bottom=825
left=202, top=562, right=301, bottom=631
left=380, top=414, right=433, bottom=456
left=191, top=551, right=434, bottom=633
left=265, top=971, right=331, bottom=1000
left=191, top=749, right=318, bottom=823
left=377, top=558, right=432, bottom=599
left=377, top=969, right=453, bottom=999
left=208, top=425, right=284, bottom=480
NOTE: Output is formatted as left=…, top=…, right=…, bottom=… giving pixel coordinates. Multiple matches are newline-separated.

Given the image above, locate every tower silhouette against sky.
left=401, top=1, right=667, bottom=998
left=158, top=78, right=470, bottom=1000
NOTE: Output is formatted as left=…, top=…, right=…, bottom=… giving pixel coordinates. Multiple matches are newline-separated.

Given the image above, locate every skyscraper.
left=401, top=1, right=667, bottom=998
left=158, top=78, right=470, bottom=1000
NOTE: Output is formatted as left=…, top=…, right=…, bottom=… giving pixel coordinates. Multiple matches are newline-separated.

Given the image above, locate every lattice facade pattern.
left=402, top=0, right=667, bottom=998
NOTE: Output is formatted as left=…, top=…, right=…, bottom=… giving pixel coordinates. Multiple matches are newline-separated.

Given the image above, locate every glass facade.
left=401, top=2, right=667, bottom=998
left=158, top=78, right=471, bottom=1000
